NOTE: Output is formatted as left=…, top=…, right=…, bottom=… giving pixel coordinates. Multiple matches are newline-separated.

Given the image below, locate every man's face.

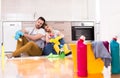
left=35, top=19, right=44, bottom=29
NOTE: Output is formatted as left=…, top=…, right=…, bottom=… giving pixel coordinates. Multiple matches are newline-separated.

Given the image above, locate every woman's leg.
left=59, top=38, right=71, bottom=56
left=59, top=38, right=65, bottom=45
left=43, top=43, right=57, bottom=55
left=63, top=44, right=71, bottom=55
left=53, top=44, right=60, bottom=54
left=12, top=41, right=42, bottom=57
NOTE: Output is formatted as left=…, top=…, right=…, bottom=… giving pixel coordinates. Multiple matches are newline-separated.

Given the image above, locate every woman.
left=43, top=24, right=71, bottom=56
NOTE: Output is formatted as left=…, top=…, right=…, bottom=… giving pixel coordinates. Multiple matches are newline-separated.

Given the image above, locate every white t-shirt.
left=27, top=27, right=46, bottom=49
left=29, top=28, right=46, bottom=40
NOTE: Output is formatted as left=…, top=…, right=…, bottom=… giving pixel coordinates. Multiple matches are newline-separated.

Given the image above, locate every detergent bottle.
left=77, top=35, right=87, bottom=77
left=110, top=36, right=120, bottom=74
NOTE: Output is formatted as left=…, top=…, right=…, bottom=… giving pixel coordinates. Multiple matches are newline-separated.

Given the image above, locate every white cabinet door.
left=1, top=0, right=89, bottom=21
left=3, top=22, right=22, bottom=52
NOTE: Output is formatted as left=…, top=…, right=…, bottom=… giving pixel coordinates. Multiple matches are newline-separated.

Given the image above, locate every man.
left=6, top=17, right=46, bottom=58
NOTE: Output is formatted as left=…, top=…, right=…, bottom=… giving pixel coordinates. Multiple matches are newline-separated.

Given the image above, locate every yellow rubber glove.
left=54, top=36, right=62, bottom=45
left=54, top=39, right=60, bottom=45
left=49, top=36, right=62, bottom=54
left=49, top=36, right=62, bottom=44
left=49, top=38, right=60, bottom=45
left=63, top=44, right=71, bottom=55
left=53, top=44, right=60, bottom=54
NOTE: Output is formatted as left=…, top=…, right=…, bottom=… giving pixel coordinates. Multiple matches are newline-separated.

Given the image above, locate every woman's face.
left=35, top=19, right=44, bottom=29
left=44, top=26, right=52, bottom=32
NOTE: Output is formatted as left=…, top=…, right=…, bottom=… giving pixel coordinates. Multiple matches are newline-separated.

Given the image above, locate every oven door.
left=71, top=26, right=94, bottom=41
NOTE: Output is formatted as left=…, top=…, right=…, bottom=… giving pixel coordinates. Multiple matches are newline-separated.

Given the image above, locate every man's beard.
left=36, top=25, right=41, bottom=29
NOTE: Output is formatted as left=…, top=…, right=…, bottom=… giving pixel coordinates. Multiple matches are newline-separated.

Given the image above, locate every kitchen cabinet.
left=1, top=0, right=95, bottom=21
left=3, top=22, right=22, bottom=52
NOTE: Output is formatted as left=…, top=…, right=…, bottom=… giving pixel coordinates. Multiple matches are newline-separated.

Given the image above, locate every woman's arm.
left=57, top=31, right=64, bottom=38
left=45, top=33, right=50, bottom=43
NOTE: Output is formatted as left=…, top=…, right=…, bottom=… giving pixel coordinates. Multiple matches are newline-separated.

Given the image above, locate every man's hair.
left=38, top=17, right=46, bottom=28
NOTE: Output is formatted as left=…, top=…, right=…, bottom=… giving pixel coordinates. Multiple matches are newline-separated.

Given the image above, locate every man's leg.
left=6, top=36, right=29, bottom=58
left=12, top=41, right=42, bottom=57
left=27, top=42, right=42, bottom=56
left=16, top=36, right=28, bottom=50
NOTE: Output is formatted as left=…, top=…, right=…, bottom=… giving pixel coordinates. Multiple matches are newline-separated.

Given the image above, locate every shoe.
left=65, top=51, right=72, bottom=56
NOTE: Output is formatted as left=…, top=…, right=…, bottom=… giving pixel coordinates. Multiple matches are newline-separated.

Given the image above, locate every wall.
left=72, top=0, right=87, bottom=21
left=0, top=0, right=2, bottom=21
left=100, top=0, right=120, bottom=42
left=1, top=0, right=91, bottom=21
left=88, top=0, right=96, bottom=20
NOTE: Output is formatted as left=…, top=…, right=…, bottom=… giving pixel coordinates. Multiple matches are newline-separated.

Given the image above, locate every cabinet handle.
left=10, top=24, right=15, bottom=26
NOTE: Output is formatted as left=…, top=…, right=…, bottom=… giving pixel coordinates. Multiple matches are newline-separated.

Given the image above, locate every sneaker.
left=65, top=51, right=72, bottom=56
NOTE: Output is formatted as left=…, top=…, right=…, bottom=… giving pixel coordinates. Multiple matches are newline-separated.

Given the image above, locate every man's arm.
left=24, top=33, right=44, bottom=41
left=21, top=28, right=29, bottom=34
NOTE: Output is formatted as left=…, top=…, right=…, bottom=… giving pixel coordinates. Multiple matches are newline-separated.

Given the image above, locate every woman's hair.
left=43, top=23, right=47, bottom=29
left=43, top=23, right=50, bottom=32
left=38, top=17, right=46, bottom=28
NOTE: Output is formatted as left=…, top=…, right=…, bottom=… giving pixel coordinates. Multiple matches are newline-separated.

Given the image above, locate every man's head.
left=35, top=17, right=46, bottom=29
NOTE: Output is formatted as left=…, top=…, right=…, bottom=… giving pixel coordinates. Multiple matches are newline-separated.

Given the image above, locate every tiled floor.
left=0, top=56, right=120, bottom=78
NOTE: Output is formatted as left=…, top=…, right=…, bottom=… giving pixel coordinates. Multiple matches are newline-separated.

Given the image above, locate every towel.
left=92, top=41, right=111, bottom=67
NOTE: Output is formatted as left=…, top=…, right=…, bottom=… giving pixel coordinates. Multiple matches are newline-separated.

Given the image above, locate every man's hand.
left=14, top=30, right=24, bottom=41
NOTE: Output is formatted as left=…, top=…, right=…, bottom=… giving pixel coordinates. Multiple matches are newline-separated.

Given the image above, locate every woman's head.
left=44, top=24, right=52, bottom=32
left=35, top=17, right=46, bottom=29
